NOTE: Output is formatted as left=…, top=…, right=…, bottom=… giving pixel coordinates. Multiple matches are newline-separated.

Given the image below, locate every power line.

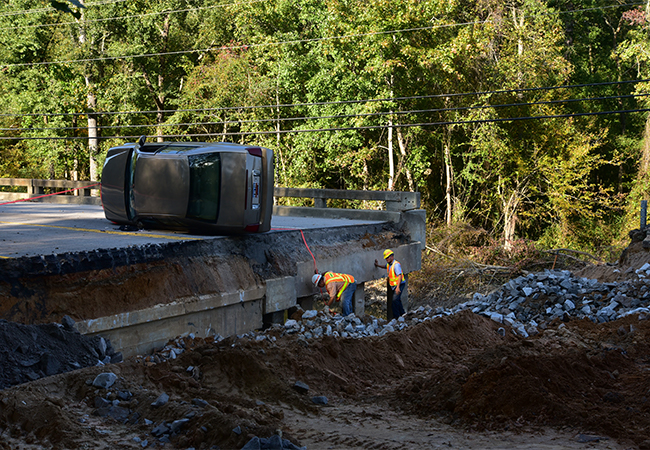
left=1, top=106, right=648, bottom=141
left=0, top=0, right=127, bottom=17
left=0, top=0, right=267, bottom=31
left=1, top=0, right=644, bottom=68
left=2, top=91, right=647, bottom=134
left=0, top=21, right=486, bottom=68
left=1, top=0, right=643, bottom=29
left=0, top=78, right=647, bottom=119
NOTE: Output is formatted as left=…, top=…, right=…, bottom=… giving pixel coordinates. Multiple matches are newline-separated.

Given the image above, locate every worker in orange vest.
left=374, top=249, right=406, bottom=318
left=312, top=271, right=357, bottom=316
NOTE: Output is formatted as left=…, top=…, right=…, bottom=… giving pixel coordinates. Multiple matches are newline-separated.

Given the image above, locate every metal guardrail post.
left=642, top=200, right=648, bottom=230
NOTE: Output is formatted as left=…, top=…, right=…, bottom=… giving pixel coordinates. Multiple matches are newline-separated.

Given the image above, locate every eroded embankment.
left=0, top=223, right=408, bottom=325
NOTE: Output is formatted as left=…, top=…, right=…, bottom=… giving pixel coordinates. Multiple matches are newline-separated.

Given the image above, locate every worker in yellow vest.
left=374, top=249, right=406, bottom=318
left=312, top=271, right=357, bottom=316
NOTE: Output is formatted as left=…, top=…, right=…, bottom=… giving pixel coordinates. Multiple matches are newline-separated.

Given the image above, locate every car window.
left=187, top=153, right=221, bottom=222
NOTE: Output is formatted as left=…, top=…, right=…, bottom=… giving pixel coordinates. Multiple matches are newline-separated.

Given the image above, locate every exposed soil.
left=1, top=241, right=650, bottom=449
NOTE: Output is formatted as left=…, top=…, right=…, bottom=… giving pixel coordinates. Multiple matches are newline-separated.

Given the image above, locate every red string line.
left=0, top=183, right=101, bottom=206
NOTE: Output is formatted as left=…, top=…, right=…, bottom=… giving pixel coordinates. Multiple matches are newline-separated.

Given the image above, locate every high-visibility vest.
left=324, top=272, right=355, bottom=299
left=387, top=261, right=402, bottom=287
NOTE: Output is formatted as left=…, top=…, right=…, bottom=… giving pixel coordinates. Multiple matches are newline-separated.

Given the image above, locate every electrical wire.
left=0, top=20, right=489, bottom=68
left=0, top=0, right=643, bottom=29
left=1, top=106, right=648, bottom=141
left=0, top=0, right=268, bottom=31
left=1, top=0, right=645, bottom=68
left=0, top=0, right=127, bottom=17
left=0, top=78, right=647, bottom=119
left=1, top=91, right=647, bottom=134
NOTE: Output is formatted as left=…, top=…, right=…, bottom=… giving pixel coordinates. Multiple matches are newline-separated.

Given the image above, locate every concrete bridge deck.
left=0, top=190, right=425, bottom=358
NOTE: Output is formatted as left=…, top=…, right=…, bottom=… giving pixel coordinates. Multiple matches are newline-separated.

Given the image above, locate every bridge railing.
left=0, top=178, right=101, bottom=205
left=272, top=187, right=420, bottom=222
left=0, top=178, right=421, bottom=221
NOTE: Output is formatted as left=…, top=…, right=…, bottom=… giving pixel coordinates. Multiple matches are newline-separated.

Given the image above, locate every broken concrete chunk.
left=92, top=372, right=117, bottom=389
left=292, top=380, right=309, bottom=394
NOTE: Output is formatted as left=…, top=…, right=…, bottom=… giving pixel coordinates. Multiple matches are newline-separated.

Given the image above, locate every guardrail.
left=0, top=178, right=421, bottom=219
left=0, top=178, right=101, bottom=205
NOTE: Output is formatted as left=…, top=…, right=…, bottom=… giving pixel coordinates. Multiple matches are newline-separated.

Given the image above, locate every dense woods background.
left=0, top=0, right=649, bottom=257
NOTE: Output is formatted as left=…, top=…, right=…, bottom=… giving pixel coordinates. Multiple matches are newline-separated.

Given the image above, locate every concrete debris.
left=311, top=396, right=328, bottom=405
left=146, top=269, right=650, bottom=370
left=151, top=392, right=170, bottom=407
left=0, top=319, right=123, bottom=390
left=292, top=380, right=310, bottom=394
left=258, top=268, right=650, bottom=341
left=92, top=372, right=117, bottom=389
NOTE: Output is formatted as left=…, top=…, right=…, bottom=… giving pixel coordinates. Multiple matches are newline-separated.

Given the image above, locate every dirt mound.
left=576, top=239, right=650, bottom=283
left=0, top=318, right=121, bottom=390
left=0, top=310, right=648, bottom=449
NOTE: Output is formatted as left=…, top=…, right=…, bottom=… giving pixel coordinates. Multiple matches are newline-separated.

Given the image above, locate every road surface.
left=0, top=203, right=386, bottom=259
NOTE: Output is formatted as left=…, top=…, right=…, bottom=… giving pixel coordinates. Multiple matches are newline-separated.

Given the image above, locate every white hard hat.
left=312, top=274, right=322, bottom=286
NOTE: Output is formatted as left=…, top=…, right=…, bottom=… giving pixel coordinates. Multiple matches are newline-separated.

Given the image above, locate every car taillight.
left=245, top=224, right=260, bottom=232
left=244, top=170, right=248, bottom=209
left=246, top=147, right=263, bottom=157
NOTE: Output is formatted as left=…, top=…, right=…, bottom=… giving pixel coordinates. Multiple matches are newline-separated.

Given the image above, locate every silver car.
left=100, top=137, right=274, bottom=233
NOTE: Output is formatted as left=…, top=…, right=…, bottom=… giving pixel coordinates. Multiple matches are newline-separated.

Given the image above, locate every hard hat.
left=312, top=274, right=322, bottom=286
left=383, top=249, right=394, bottom=259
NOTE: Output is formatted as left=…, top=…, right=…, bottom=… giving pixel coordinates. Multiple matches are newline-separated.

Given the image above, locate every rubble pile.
left=464, top=266, right=650, bottom=337
left=150, top=267, right=650, bottom=365
left=0, top=316, right=123, bottom=390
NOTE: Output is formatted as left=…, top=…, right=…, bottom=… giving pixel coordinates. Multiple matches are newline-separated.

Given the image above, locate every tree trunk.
left=499, top=177, right=526, bottom=251
left=77, top=3, right=99, bottom=183
left=502, top=190, right=520, bottom=252
left=276, top=70, right=287, bottom=186
left=86, top=83, right=99, bottom=182
left=396, top=126, right=415, bottom=191
left=387, top=116, right=394, bottom=191
left=638, top=118, right=650, bottom=201
left=444, top=134, right=453, bottom=226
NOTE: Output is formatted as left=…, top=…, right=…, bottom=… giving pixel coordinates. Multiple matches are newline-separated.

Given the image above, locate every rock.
left=151, top=422, right=170, bottom=437
left=151, top=393, right=169, bottom=407
left=268, top=434, right=283, bottom=449
left=169, top=418, right=189, bottom=434
left=60, top=315, right=76, bottom=332
left=241, top=436, right=261, bottom=450
left=92, top=372, right=117, bottom=389
left=292, top=380, right=309, bottom=394
left=94, top=396, right=111, bottom=408
left=192, top=398, right=209, bottom=408
left=311, top=395, right=328, bottom=405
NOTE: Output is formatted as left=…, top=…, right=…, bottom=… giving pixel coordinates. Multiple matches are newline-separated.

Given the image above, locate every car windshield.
left=187, top=153, right=221, bottom=221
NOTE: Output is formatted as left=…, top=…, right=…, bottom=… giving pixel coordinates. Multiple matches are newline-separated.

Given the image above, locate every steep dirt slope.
left=0, top=309, right=647, bottom=449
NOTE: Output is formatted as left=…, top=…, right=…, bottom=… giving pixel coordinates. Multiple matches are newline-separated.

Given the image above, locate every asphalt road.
left=0, top=203, right=386, bottom=259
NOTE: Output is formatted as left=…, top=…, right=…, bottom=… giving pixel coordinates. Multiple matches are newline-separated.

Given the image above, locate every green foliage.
left=0, top=0, right=648, bottom=255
